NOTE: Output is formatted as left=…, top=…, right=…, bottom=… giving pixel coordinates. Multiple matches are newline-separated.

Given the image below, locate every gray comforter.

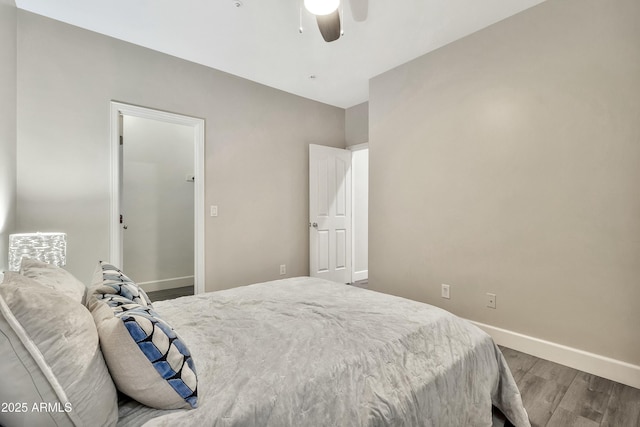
left=117, top=277, right=530, bottom=426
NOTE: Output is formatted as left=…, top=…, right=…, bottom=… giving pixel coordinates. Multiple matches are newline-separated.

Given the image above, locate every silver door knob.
left=123, top=225, right=128, bottom=230
left=312, top=222, right=318, bottom=228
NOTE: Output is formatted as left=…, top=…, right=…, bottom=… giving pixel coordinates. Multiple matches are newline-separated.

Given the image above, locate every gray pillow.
left=0, top=272, right=118, bottom=427
left=20, top=257, right=87, bottom=304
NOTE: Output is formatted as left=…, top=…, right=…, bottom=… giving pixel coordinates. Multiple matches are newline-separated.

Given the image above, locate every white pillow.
left=20, top=258, right=87, bottom=304
left=0, top=272, right=118, bottom=427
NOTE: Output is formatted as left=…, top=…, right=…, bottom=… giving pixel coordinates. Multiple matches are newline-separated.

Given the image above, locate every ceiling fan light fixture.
left=304, top=0, right=340, bottom=16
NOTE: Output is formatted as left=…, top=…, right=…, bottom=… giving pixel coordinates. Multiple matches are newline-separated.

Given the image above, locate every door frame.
left=348, top=143, right=368, bottom=284
left=109, top=101, right=205, bottom=295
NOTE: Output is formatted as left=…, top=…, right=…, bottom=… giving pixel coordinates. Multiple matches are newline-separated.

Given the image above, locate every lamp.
left=304, top=0, right=339, bottom=15
left=8, top=232, right=67, bottom=272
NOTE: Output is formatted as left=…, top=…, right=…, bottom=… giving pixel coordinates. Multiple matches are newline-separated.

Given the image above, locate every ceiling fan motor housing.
left=304, top=0, right=340, bottom=16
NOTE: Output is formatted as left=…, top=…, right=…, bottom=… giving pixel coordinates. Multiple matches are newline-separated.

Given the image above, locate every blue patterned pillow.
left=96, top=262, right=153, bottom=307
left=119, top=306, right=198, bottom=408
left=87, top=264, right=198, bottom=410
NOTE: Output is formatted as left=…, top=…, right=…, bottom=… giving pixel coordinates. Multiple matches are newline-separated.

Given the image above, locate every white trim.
left=137, top=275, right=194, bottom=293
left=470, top=320, right=640, bottom=389
left=109, top=101, right=205, bottom=295
left=353, top=270, right=368, bottom=282
left=348, top=142, right=369, bottom=151
left=350, top=143, right=368, bottom=283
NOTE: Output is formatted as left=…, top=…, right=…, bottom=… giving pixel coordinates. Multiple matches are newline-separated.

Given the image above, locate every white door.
left=309, top=144, right=352, bottom=283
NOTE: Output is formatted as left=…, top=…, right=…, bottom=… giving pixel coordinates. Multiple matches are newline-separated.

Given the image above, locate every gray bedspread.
left=117, top=277, right=530, bottom=427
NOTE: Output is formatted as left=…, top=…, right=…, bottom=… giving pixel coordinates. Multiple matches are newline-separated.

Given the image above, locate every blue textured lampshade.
left=8, top=232, right=67, bottom=272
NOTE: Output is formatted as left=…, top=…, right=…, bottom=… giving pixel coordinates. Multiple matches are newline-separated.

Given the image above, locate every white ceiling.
left=15, top=0, right=546, bottom=108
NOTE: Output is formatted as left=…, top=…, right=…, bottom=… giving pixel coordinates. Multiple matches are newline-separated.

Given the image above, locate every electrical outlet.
left=280, top=264, right=286, bottom=275
left=441, top=284, right=450, bottom=299
left=486, top=293, right=496, bottom=309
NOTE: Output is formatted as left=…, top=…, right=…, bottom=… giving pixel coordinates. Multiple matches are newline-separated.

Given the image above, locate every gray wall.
left=369, top=0, right=640, bottom=366
left=0, top=0, right=16, bottom=271
left=345, top=102, right=369, bottom=147
left=16, top=11, right=345, bottom=289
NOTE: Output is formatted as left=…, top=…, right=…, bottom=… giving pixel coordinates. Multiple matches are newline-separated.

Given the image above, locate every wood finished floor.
left=498, top=346, right=640, bottom=427
left=146, top=282, right=640, bottom=426
left=146, top=285, right=193, bottom=302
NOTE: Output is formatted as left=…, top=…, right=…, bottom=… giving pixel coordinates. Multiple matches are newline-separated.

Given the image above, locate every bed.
left=0, top=261, right=530, bottom=427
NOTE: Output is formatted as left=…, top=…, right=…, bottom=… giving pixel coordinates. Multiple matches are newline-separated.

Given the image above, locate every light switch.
left=210, top=205, right=218, bottom=217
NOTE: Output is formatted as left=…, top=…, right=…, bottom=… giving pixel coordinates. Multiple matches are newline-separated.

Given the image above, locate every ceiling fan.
left=303, top=0, right=368, bottom=42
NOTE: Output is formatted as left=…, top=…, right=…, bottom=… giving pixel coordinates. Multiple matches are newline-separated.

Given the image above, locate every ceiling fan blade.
left=316, top=9, right=341, bottom=42
left=349, top=0, right=368, bottom=22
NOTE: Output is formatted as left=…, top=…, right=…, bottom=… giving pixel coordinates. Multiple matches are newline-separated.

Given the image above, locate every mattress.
left=116, top=277, right=530, bottom=426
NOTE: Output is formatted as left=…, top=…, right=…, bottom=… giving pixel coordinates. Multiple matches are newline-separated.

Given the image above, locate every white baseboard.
left=137, top=275, right=194, bottom=293
left=353, top=270, right=368, bottom=282
left=470, top=320, right=640, bottom=390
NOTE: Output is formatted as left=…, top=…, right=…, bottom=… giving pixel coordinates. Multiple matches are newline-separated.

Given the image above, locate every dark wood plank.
left=500, top=347, right=539, bottom=384
left=147, top=285, right=194, bottom=302
left=527, top=358, right=578, bottom=387
left=601, top=382, right=640, bottom=427
left=557, top=372, right=613, bottom=423
left=546, top=407, right=600, bottom=427
left=518, top=372, right=570, bottom=427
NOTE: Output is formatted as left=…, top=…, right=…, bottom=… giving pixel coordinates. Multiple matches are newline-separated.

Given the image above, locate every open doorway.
left=110, top=102, right=205, bottom=297
left=122, top=116, right=194, bottom=299
left=350, top=143, right=368, bottom=285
